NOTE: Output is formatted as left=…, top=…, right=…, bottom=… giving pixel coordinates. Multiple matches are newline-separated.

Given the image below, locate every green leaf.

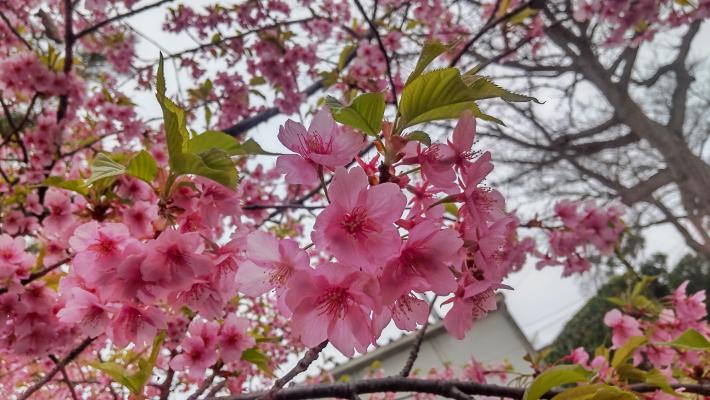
left=462, top=74, right=542, bottom=103
left=327, top=92, right=385, bottom=136
left=661, top=328, right=710, bottom=350
left=91, top=361, right=141, bottom=394
left=406, top=39, right=458, bottom=85
left=552, top=384, right=636, bottom=400
left=187, top=130, right=243, bottom=155
left=176, top=149, right=238, bottom=189
left=126, top=150, right=157, bottom=183
left=338, top=44, right=356, bottom=71
left=132, top=331, right=165, bottom=393
left=611, top=336, right=647, bottom=368
left=404, top=130, right=431, bottom=146
left=234, top=138, right=279, bottom=156
left=91, top=332, right=165, bottom=396
left=241, top=347, right=272, bottom=375
left=88, top=153, right=126, bottom=184
left=523, top=365, right=593, bottom=400
left=42, top=176, right=88, bottom=196
left=154, top=53, right=240, bottom=189
left=644, top=369, right=679, bottom=396
left=399, top=68, right=540, bottom=129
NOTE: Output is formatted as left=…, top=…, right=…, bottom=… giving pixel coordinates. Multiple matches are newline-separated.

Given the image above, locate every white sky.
left=120, top=2, right=708, bottom=380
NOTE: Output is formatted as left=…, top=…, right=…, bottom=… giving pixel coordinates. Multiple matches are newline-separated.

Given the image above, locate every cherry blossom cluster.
left=562, top=282, right=709, bottom=399
left=574, top=0, right=710, bottom=45
left=535, top=200, right=625, bottom=276
left=0, top=53, right=84, bottom=102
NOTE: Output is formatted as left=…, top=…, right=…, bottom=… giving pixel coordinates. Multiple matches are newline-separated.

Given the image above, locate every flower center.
left=317, top=287, right=350, bottom=319
left=165, top=245, right=187, bottom=265
left=88, top=233, right=118, bottom=255
left=269, top=262, right=292, bottom=286
left=298, top=132, right=333, bottom=155
left=340, top=207, right=378, bottom=238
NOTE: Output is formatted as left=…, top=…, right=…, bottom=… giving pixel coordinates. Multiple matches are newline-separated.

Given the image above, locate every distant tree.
left=548, top=252, right=710, bottom=361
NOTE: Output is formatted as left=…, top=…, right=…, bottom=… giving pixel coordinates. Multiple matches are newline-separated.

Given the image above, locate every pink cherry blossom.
left=443, top=280, right=498, bottom=340
left=373, top=293, right=429, bottom=334
left=603, top=309, right=644, bottom=348
left=379, top=221, right=462, bottom=303
left=235, top=231, right=309, bottom=302
left=276, top=108, right=364, bottom=186
left=141, top=230, right=213, bottom=291
left=312, top=167, right=406, bottom=268
left=286, top=262, right=378, bottom=356
left=218, top=314, right=256, bottom=362
left=69, top=222, right=133, bottom=286
left=57, top=287, right=111, bottom=338
left=110, top=305, right=166, bottom=347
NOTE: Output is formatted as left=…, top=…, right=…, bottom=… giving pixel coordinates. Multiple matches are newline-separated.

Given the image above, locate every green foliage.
left=398, top=68, right=538, bottom=129
left=126, top=150, right=158, bottom=184
left=405, top=40, right=457, bottom=85
left=88, top=153, right=126, bottom=184
left=241, top=347, right=272, bottom=375
left=42, top=176, right=89, bottom=196
left=661, top=328, right=710, bottom=350
left=91, top=331, right=165, bottom=396
left=547, top=251, right=710, bottom=362
left=403, top=130, right=432, bottom=146
left=551, top=384, right=636, bottom=400
left=610, top=336, right=646, bottom=368
left=154, top=54, right=268, bottom=190
left=523, top=365, right=593, bottom=400
left=326, top=93, right=386, bottom=137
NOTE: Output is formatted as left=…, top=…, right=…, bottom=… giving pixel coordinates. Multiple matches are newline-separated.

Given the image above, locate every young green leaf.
left=175, top=149, right=239, bottom=189
left=406, top=39, right=458, bottom=85
left=41, top=176, right=89, bottom=196
left=551, top=384, right=636, bottom=400
left=241, top=347, right=272, bottom=375
left=611, top=336, right=647, bottom=368
left=404, top=130, right=432, bottom=146
left=326, top=92, right=385, bottom=137
left=523, top=365, right=593, bottom=400
left=462, top=74, right=542, bottom=103
left=399, top=68, right=538, bottom=129
left=126, top=150, right=157, bottom=183
left=187, top=130, right=243, bottom=155
left=661, top=328, right=710, bottom=350
left=88, top=153, right=126, bottom=184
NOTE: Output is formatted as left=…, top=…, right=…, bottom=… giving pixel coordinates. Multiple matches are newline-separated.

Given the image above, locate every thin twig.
left=49, top=354, right=79, bottom=400
left=352, top=0, right=398, bottom=106
left=188, top=363, right=223, bottom=400
left=265, top=341, right=329, bottom=398
left=0, top=10, right=33, bottom=50
left=399, top=297, right=436, bottom=377
left=74, top=0, right=174, bottom=39
left=449, top=0, right=536, bottom=67
left=19, top=338, right=94, bottom=400
left=0, top=257, right=71, bottom=295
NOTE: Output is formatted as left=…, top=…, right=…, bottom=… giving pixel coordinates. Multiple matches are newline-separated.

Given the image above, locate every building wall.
left=331, top=300, right=534, bottom=380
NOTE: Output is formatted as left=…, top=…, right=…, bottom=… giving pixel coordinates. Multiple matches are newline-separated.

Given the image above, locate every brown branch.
left=352, top=0, right=398, bottom=106
left=266, top=341, right=328, bottom=397
left=0, top=257, right=71, bottom=295
left=399, top=298, right=436, bottom=377
left=49, top=354, right=79, bottom=400
left=74, top=0, right=174, bottom=39
left=188, top=362, right=223, bottom=400
left=206, top=377, right=710, bottom=400
left=18, top=338, right=94, bottom=400
left=0, top=10, right=33, bottom=50
left=449, top=0, right=537, bottom=67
